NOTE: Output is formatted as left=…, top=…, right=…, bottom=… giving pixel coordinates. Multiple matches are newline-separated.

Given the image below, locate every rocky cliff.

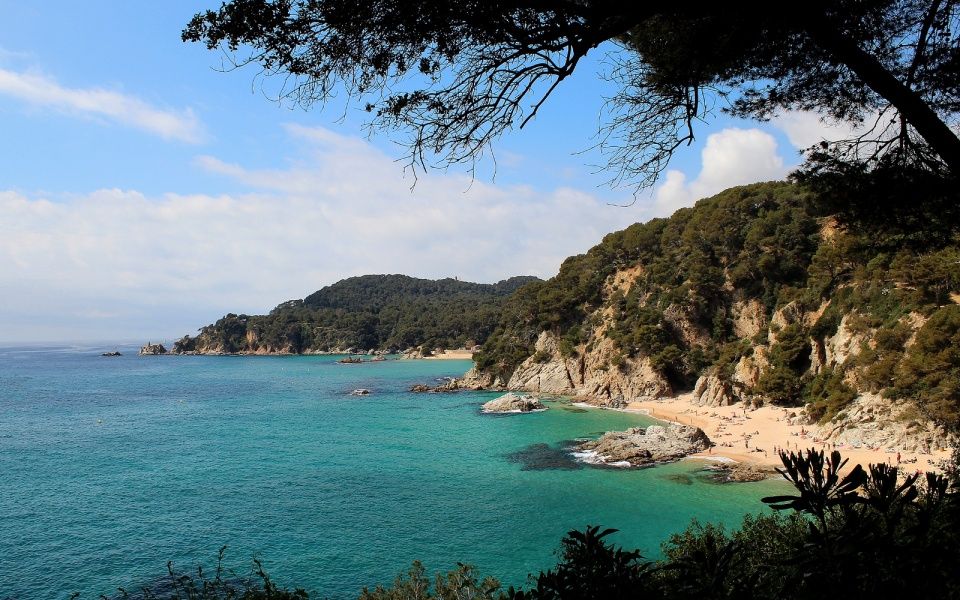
left=468, top=182, right=960, bottom=448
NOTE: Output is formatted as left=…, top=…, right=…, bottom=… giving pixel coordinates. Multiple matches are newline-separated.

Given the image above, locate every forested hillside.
left=174, top=275, right=538, bottom=354
left=471, top=182, right=960, bottom=431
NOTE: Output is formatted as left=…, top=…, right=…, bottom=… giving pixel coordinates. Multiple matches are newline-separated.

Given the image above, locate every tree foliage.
left=358, top=561, right=503, bottom=600
left=893, top=304, right=960, bottom=424
left=184, top=1, right=960, bottom=189
left=176, top=274, right=538, bottom=354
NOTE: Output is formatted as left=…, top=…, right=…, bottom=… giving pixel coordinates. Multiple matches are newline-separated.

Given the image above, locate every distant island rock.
left=138, top=342, right=168, bottom=356
left=574, top=424, right=710, bottom=467
left=101, top=351, right=122, bottom=357
left=481, top=392, right=547, bottom=413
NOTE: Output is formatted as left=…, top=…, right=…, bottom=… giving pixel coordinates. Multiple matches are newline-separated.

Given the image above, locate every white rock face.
left=824, top=313, right=868, bottom=367
left=820, top=394, right=951, bottom=452
left=733, top=348, right=768, bottom=388
left=503, top=331, right=671, bottom=404
left=731, top=298, right=767, bottom=339
left=692, top=374, right=739, bottom=406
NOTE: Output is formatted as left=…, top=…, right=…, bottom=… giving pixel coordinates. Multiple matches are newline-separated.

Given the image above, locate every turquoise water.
left=0, top=345, right=788, bottom=599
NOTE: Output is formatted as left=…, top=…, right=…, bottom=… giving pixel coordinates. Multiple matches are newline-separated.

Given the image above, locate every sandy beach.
left=627, top=394, right=951, bottom=474
left=425, top=349, right=475, bottom=360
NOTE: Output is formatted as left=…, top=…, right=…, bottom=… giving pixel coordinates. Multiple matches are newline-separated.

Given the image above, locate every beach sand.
left=627, top=394, right=950, bottom=474
left=425, top=349, right=475, bottom=360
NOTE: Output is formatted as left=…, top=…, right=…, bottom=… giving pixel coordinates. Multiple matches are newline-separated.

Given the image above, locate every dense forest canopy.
left=184, top=1, right=960, bottom=191
left=175, top=274, right=539, bottom=354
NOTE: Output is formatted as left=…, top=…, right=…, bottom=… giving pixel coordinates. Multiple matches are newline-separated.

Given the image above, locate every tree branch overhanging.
left=184, top=0, right=960, bottom=189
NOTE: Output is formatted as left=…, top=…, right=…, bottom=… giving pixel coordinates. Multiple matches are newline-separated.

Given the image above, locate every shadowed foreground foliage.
left=88, top=549, right=307, bottom=599
left=100, top=449, right=959, bottom=600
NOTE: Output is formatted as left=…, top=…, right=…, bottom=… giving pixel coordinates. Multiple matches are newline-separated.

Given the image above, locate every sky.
left=0, top=1, right=854, bottom=343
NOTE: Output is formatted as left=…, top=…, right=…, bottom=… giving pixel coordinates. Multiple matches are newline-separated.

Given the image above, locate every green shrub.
left=804, top=368, right=858, bottom=423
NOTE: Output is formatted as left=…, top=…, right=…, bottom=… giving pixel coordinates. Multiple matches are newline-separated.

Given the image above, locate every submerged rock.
left=506, top=442, right=582, bottom=470
left=705, top=462, right=776, bottom=483
left=350, top=388, right=371, bottom=396
left=575, top=423, right=710, bottom=467
left=481, top=392, right=547, bottom=413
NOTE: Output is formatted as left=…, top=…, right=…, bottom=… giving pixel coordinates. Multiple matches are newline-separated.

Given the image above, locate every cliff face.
left=469, top=182, right=960, bottom=445
left=464, top=330, right=670, bottom=406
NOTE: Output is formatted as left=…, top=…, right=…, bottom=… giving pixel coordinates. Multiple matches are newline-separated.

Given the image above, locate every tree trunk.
left=808, top=20, right=960, bottom=174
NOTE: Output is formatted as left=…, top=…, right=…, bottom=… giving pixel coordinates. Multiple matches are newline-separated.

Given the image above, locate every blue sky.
left=0, top=1, right=844, bottom=342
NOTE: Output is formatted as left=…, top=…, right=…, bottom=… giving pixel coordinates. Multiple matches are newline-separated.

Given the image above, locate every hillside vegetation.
left=472, top=181, right=960, bottom=431
left=174, top=275, right=538, bottom=354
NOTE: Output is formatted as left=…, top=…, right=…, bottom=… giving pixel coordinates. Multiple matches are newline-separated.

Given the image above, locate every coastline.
left=626, top=394, right=951, bottom=474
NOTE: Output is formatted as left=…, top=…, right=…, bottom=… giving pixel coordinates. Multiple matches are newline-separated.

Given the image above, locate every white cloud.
left=772, top=110, right=879, bottom=150
left=0, top=68, right=204, bottom=143
left=0, top=123, right=801, bottom=342
left=0, top=126, right=635, bottom=341
left=652, top=128, right=788, bottom=215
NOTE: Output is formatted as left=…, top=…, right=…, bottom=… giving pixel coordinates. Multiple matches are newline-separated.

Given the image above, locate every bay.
left=0, top=345, right=787, bottom=599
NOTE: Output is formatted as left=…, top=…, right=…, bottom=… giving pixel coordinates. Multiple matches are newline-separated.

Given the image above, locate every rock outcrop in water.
left=575, top=424, right=710, bottom=467
left=138, top=343, right=167, bottom=355
left=481, top=392, right=546, bottom=413
left=409, top=378, right=463, bottom=393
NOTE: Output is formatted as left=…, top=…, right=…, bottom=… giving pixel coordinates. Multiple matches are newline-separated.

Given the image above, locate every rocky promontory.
left=481, top=392, right=547, bottom=413
left=574, top=424, right=710, bottom=467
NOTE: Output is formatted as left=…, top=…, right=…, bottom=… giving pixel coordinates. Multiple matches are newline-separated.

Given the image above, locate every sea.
left=0, top=344, right=789, bottom=599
